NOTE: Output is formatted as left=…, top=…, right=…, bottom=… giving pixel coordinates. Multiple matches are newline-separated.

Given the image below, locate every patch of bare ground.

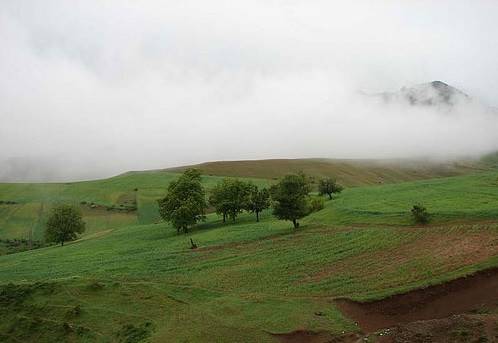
left=335, top=267, right=498, bottom=333
left=375, top=314, right=498, bottom=343
left=271, top=330, right=360, bottom=343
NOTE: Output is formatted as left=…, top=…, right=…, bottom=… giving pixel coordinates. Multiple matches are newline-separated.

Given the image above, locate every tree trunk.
left=292, top=219, right=298, bottom=229
left=184, top=226, right=188, bottom=234
left=177, top=227, right=180, bottom=235
left=61, top=240, right=64, bottom=246
left=223, top=212, right=226, bottom=223
left=328, top=193, right=332, bottom=200
left=256, top=211, right=259, bottom=222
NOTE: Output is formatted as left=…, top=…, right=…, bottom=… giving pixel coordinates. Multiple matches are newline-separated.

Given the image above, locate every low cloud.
left=1, top=1, right=498, bottom=181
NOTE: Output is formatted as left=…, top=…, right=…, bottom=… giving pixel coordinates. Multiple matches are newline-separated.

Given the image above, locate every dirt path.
left=335, top=267, right=498, bottom=333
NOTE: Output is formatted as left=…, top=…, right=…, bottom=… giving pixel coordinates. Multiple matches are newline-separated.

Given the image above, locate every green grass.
left=307, top=170, right=498, bottom=226
left=0, top=171, right=270, bottom=240
left=1, top=170, right=498, bottom=341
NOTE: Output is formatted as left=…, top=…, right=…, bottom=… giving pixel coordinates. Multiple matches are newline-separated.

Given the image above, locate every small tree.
left=158, top=169, right=207, bottom=234
left=318, top=177, right=343, bottom=200
left=411, top=204, right=430, bottom=224
left=45, top=205, right=86, bottom=246
left=270, top=173, right=311, bottom=229
left=209, top=181, right=231, bottom=223
left=309, top=196, right=325, bottom=213
left=246, top=185, right=270, bottom=222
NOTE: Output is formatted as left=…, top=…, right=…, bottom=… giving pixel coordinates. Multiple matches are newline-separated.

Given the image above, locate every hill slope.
left=170, top=158, right=488, bottom=186
left=1, top=170, right=498, bottom=342
left=0, top=171, right=269, bottom=241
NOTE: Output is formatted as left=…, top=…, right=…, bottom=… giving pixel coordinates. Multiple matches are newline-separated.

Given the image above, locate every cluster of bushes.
left=0, top=238, right=44, bottom=255
left=105, top=204, right=137, bottom=212
left=80, top=201, right=137, bottom=212
left=157, top=169, right=344, bottom=234
left=0, top=200, right=18, bottom=205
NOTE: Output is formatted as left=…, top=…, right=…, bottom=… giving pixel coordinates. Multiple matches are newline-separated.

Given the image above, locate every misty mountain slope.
left=368, top=81, right=471, bottom=107
left=169, top=158, right=490, bottom=186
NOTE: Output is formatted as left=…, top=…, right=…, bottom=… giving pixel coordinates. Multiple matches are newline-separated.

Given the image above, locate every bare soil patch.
left=271, top=330, right=360, bottom=343
left=335, top=267, right=498, bottom=333
left=376, top=314, right=498, bottom=343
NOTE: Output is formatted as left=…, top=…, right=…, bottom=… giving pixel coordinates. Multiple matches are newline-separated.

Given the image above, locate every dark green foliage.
left=0, top=200, right=18, bottom=205
left=309, top=197, right=325, bottom=213
left=411, top=204, right=431, bottom=224
left=270, top=173, right=311, bottom=228
left=0, top=238, right=44, bottom=255
left=66, top=304, right=81, bottom=318
left=318, top=177, right=343, bottom=200
left=209, top=180, right=230, bottom=223
left=246, top=185, right=270, bottom=222
left=158, top=169, right=207, bottom=234
left=0, top=283, right=33, bottom=306
left=87, top=281, right=104, bottom=291
left=116, top=322, right=153, bottom=343
left=45, top=205, right=85, bottom=246
left=209, top=178, right=252, bottom=222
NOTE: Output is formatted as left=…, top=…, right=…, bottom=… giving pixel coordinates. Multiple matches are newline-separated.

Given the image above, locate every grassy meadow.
left=1, top=163, right=498, bottom=342
left=0, top=171, right=270, bottom=240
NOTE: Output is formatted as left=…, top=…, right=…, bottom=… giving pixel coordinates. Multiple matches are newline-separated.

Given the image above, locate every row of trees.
left=209, top=178, right=270, bottom=223
left=40, top=172, right=433, bottom=247
left=42, top=170, right=345, bottom=245
left=158, top=169, right=343, bottom=234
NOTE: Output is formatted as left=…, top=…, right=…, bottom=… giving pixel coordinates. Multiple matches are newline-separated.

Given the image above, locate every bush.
left=411, top=204, right=430, bottom=224
left=309, top=197, right=325, bottom=213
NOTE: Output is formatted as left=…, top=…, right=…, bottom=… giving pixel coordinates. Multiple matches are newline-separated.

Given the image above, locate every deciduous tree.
left=246, top=185, right=270, bottom=222
left=45, top=205, right=86, bottom=246
left=318, top=177, right=343, bottom=200
left=270, top=173, right=311, bottom=229
left=158, top=169, right=207, bottom=234
left=209, top=178, right=251, bottom=222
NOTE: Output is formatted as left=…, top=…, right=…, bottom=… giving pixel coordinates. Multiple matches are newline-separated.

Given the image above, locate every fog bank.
left=1, top=1, right=498, bottom=181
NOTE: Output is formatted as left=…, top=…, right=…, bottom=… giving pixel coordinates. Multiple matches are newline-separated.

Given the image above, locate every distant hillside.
left=169, top=158, right=489, bottom=187
left=481, top=151, right=498, bottom=167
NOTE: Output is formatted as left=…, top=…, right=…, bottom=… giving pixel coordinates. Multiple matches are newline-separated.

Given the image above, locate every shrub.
left=411, top=204, right=430, bottom=224
left=309, top=197, right=324, bottom=213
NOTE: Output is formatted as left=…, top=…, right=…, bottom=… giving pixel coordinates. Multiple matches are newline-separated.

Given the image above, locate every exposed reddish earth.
left=375, top=314, right=498, bottom=343
left=335, top=267, right=498, bottom=333
left=271, top=330, right=360, bottom=343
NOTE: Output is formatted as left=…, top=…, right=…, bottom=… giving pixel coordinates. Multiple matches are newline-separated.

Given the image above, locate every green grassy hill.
left=169, top=158, right=489, bottom=186
left=1, top=169, right=497, bottom=342
left=0, top=171, right=269, bottom=241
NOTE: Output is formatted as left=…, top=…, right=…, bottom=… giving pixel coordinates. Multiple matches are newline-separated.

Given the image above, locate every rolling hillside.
left=169, top=158, right=489, bottom=186
left=0, top=171, right=269, bottom=241
left=0, top=157, right=491, bottom=242
left=1, top=169, right=498, bottom=342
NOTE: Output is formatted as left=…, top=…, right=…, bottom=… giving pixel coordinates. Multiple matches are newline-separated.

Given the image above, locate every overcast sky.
left=1, top=1, right=498, bottom=181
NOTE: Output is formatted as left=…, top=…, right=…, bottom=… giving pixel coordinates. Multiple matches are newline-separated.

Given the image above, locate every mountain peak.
left=372, top=81, right=470, bottom=107
left=430, top=80, right=449, bottom=88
